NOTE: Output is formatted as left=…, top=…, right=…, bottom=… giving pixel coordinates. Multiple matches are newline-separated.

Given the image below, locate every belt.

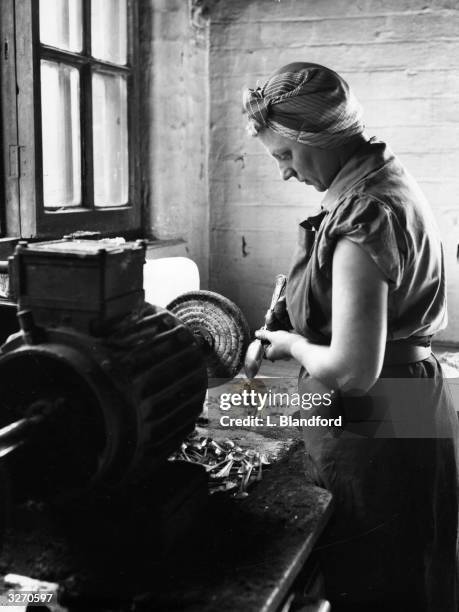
left=383, top=338, right=432, bottom=366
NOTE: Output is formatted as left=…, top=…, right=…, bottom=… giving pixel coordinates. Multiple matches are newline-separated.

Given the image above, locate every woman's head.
left=243, top=62, right=366, bottom=190
left=243, top=62, right=364, bottom=147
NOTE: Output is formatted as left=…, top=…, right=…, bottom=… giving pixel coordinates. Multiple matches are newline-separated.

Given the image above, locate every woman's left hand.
left=255, top=329, right=302, bottom=361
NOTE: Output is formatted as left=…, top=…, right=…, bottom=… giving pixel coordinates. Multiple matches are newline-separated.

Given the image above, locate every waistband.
left=383, top=338, right=432, bottom=366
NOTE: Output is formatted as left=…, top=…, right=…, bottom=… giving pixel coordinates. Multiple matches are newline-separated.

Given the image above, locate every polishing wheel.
left=167, top=291, right=250, bottom=386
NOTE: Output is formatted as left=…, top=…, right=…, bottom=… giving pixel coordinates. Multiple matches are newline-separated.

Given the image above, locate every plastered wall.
left=143, top=0, right=210, bottom=286
left=208, top=0, right=459, bottom=342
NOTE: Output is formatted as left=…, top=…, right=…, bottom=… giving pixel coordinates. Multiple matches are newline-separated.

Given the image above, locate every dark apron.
left=285, top=215, right=459, bottom=610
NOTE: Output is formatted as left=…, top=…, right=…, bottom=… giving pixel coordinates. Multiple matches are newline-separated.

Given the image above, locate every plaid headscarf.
left=243, top=62, right=364, bottom=148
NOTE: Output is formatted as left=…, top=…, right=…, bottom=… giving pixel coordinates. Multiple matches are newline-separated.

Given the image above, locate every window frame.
left=2, top=0, right=141, bottom=239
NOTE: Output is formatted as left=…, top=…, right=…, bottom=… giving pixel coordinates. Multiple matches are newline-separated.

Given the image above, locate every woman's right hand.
left=255, top=328, right=302, bottom=361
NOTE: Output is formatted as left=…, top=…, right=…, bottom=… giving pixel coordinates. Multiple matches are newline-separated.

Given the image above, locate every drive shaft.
left=0, top=416, right=43, bottom=459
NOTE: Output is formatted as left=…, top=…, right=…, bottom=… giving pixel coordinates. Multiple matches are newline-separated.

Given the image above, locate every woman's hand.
left=255, top=329, right=304, bottom=361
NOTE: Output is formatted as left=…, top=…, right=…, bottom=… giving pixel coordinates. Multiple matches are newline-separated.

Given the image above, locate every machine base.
left=0, top=461, right=208, bottom=608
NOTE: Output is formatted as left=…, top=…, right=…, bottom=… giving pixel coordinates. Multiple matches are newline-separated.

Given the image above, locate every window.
left=0, top=0, right=140, bottom=239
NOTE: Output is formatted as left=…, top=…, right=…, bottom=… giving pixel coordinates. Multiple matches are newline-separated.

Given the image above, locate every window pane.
left=39, top=0, right=82, bottom=52
left=92, top=73, right=128, bottom=207
left=91, top=0, right=127, bottom=64
left=41, top=61, right=81, bottom=209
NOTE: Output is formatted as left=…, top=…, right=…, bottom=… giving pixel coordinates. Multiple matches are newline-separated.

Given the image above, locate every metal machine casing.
left=0, top=239, right=208, bottom=502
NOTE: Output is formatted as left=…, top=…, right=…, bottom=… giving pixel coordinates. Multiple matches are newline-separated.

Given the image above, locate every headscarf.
left=242, top=62, right=364, bottom=148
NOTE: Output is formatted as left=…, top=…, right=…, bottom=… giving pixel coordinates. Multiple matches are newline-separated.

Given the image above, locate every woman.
left=243, top=62, right=459, bottom=611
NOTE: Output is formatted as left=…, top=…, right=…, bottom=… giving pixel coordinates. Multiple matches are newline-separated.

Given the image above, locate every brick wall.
left=208, top=0, right=459, bottom=343
left=148, top=0, right=459, bottom=342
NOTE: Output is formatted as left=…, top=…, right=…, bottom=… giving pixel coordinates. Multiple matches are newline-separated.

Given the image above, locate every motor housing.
left=0, top=239, right=208, bottom=502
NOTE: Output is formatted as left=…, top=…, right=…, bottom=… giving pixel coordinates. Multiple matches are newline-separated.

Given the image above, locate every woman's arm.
left=256, top=238, right=389, bottom=393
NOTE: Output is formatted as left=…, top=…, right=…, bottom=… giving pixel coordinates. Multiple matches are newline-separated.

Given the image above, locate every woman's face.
left=257, top=128, right=341, bottom=192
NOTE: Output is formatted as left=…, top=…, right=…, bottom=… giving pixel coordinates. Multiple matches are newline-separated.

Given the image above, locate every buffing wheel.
left=167, top=291, right=250, bottom=386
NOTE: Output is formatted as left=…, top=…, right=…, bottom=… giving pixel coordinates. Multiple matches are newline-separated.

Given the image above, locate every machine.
left=0, top=238, right=250, bottom=608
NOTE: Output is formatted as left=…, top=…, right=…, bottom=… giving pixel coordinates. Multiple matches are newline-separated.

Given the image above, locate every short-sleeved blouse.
left=286, top=138, right=447, bottom=343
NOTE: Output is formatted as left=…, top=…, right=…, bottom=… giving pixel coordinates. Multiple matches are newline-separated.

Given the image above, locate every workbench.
left=153, top=440, right=333, bottom=612
left=0, top=372, right=333, bottom=612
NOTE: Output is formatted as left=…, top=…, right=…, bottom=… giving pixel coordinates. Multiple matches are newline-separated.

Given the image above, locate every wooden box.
left=12, top=239, right=146, bottom=334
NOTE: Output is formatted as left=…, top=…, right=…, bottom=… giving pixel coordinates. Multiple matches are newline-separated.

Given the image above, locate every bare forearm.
left=289, top=334, right=378, bottom=393
left=255, top=327, right=381, bottom=392
left=290, top=335, right=342, bottom=389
